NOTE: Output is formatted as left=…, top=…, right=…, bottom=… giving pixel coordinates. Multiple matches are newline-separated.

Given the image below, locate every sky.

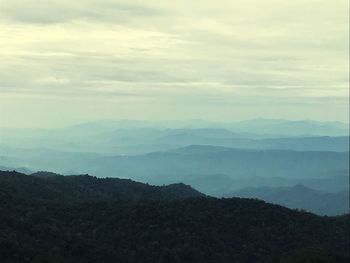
left=0, top=0, right=349, bottom=128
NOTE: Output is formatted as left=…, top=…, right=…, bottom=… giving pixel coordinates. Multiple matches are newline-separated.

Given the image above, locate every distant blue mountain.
left=229, top=184, right=349, bottom=216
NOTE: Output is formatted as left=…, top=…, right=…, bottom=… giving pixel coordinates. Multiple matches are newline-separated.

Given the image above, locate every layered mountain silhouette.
left=0, top=119, right=348, bottom=156
left=1, top=145, right=348, bottom=180
left=0, top=119, right=349, bottom=262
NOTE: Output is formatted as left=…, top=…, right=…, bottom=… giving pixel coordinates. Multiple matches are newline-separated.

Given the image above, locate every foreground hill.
left=229, top=185, right=349, bottom=216
left=0, top=170, right=349, bottom=263
left=0, top=170, right=204, bottom=202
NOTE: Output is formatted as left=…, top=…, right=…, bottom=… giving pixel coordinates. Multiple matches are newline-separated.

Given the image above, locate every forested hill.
left=0, top=170, right=349, bottom=263
left=0, top=170, right=204, bottom=202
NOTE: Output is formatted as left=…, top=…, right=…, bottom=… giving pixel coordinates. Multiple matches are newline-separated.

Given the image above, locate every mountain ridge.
left=0, top=170, right=204, bottom=203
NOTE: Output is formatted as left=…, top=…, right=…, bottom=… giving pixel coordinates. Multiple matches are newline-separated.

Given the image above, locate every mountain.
left=63, top=119, right=350, bottom=136
left=0, top=170, right=204, bottom=202
left=228, top=119, right=349, bottom=136
left=0, top=170, right=348, bottom=263
left=1, top=145, right=348, bottom=200
left=2, top=145, right=348, bottom=179
left=156, top=133, right=349, bottom=152
left=164, top=172, right=349, bottom=197
left=1, top=119, right=348, bottom=155
left=228, top=185, right=349, bottom=216
left=106, top=146, right=349, bottom=181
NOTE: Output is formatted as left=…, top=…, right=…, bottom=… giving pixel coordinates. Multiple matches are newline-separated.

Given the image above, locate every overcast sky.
left=0, top=0, right=348, bottom=128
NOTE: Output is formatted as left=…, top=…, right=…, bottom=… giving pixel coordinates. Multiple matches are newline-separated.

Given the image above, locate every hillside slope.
left=0, top=170, right=204, bottom=202
left=0, top=170, right=349, bottom=263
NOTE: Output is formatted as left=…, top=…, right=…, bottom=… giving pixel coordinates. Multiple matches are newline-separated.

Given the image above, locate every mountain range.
left=228, top=184, right=349, bottom=216
left=1, top=119, right=348, bottom=155
left=0, top=118, right=348, bottom=223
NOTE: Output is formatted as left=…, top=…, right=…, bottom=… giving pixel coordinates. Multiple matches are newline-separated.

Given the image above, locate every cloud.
left=0, top=0, right=348, bottom=126
left=0, top=0, right=162, bottom=24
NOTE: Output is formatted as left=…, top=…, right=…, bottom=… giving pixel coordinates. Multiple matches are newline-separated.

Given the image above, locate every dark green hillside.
left=0, top=170, right=349, bottom=263
left=0, top=170, right=204, bottom=202
left=269, top=247, right=349, bottom=263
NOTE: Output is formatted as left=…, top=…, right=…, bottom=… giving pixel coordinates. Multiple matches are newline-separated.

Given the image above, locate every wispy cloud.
left=0, top=0, right=348, bottom=127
